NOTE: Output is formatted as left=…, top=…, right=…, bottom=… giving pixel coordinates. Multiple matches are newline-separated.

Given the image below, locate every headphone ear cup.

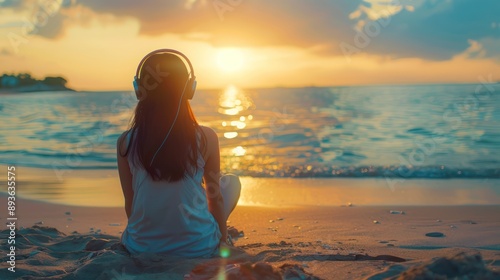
left=133, top=77, right=141, bottom=100
left=185, top=79, right=197, bottom=100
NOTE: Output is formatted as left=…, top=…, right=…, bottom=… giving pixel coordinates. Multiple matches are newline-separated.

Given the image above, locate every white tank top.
left=120, top=129, right=221, bottom=257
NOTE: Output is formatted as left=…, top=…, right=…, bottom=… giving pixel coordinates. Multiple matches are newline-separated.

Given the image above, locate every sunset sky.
left=1, top=0, right=499, bottom=90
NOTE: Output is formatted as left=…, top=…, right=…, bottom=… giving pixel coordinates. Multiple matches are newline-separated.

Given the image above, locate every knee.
left=220, top=174, right=241, bottom=190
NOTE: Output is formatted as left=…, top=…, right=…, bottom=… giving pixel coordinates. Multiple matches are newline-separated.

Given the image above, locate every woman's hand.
left=220, top=235, right=234, bottom=247
left=218, top=237, right=245, bottom=258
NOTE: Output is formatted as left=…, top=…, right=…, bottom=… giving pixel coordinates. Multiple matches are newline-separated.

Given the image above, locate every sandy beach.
left=1, top=191, right=499, bottom=279
left=2, top=0, right=500, bottom=278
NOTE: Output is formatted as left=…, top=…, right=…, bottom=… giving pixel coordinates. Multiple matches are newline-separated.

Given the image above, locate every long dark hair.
left=120, top=52, right=203, bottom=182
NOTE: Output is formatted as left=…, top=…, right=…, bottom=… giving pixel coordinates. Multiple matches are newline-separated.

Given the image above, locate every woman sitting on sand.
left=116, top=49, right=241, bottom=257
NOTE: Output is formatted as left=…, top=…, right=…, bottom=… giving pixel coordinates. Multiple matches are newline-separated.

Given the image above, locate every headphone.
left=133, top=49, right=197, bottom=100
left=133, top=49, right=198, bottom=166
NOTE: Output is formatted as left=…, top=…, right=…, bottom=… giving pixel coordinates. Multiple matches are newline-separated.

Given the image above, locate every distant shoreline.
left=0, top=83, right=75, bottom=93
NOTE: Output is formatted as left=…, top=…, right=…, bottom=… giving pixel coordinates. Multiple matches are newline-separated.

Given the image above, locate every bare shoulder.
left=198, top=125, right=219, bottom=161
left=199, top=125, right=218, bottom=143
left=117, top=130, right=130, bottom=156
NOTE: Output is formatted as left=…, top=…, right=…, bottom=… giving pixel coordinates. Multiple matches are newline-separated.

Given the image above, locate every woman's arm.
left=200, top=126, right=227, bottom=243
left=117, top=131, right=134, bottom=219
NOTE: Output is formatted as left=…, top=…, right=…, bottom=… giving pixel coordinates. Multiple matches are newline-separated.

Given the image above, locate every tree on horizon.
left=0, top=73, right=68, bottom=89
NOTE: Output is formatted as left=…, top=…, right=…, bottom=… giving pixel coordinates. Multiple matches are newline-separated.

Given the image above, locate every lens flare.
left=219, top=246, right=230, bottom=258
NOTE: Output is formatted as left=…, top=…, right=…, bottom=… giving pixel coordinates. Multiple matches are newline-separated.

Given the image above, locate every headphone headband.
left=134, top=49, right=197, bottom=100
left=135, top=49, right=195, bottom=81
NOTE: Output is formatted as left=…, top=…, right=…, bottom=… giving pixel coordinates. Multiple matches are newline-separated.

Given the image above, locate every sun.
left=216, top=48, right=245, bottom=73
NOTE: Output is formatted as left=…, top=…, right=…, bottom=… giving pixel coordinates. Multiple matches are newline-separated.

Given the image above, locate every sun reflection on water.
left=218, top=85, right=252, bottom=118
left=232, top=146, right=246, bottom=156
left=224, top=132, right=238, bottom=139
left=218, top=85, right=254, bottom=169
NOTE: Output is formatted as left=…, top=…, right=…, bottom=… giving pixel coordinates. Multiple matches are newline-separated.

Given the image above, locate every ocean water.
left=1, top=84, right=499, bottom=179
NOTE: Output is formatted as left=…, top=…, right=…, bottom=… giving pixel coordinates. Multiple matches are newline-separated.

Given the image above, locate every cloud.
left=3, top=0, right=499, bottom=60
left=30, top=11, right=67, bottom=39
left=460, top=40, right=486, bottom=59
left=77, top=0, right=362, bottom=50
left=0, top=0, right=78, bottom=39
left=0, top=0, right=23, bottom=8
left=351, top=0, right=500, bottom=59
left=0, top=48, right=13, bottom=56
left=476, top=38, right=500, bottom=61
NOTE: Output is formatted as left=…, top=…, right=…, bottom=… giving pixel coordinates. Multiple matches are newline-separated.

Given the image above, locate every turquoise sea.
left=1, top=83, right=499, bottom=179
